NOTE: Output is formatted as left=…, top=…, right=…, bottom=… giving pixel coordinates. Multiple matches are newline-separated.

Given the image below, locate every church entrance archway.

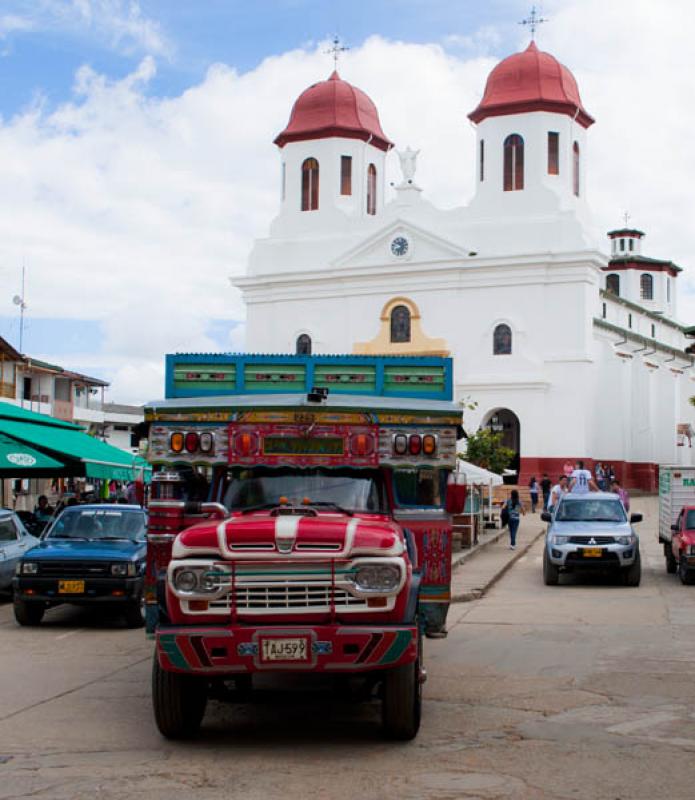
left=481, top=408, right=520, bottom=483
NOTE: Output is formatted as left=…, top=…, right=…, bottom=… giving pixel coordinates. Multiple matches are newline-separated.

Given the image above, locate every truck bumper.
left=156, top=624, right=418, bottom=675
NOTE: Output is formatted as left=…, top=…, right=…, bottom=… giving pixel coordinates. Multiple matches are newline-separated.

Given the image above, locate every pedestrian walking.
left=540, top=473, right=552, bottom=509
left=528, top=476, right=539, bottom=513
left=504, top=489, right=525, bottom=550
left=611, top=479, right=630, bottom=512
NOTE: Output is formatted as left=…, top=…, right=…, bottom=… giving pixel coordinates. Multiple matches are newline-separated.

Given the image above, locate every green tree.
left=462, top=428, right=514, bottom=475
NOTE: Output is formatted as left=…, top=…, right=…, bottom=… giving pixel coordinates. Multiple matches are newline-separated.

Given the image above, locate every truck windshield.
left=555, top=498, right=626, bottom=523
left=46, top=508, right=147, bottom=541
left=222, top=467, right=387, bottom=514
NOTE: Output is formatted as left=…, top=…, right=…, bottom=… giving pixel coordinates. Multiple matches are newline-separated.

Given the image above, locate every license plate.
left=582, top=548, right=603, bottom=558
left=260, top=637, right=309, bottom=662
left=58, top=580, right=85, bottom=594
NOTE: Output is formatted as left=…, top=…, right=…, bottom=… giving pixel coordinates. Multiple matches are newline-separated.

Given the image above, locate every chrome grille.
left=569, top=536, right=616, bottom=545
left=37, top=561, right=110, bottom=577
left=208, top=585, right=367, bottom=612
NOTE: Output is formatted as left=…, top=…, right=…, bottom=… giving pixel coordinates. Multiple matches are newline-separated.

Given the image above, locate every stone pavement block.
left=451, top=514, right=545, bottom=602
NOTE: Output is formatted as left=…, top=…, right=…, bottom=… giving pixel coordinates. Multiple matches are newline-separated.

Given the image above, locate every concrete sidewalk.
left=450, top=514, right=545, bottom=602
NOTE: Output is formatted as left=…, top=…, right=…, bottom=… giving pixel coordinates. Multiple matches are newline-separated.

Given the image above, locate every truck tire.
left=123, top=597, right=145, bottom=628
left=152, top=657, right=208, bottom=739
left=543, top=549, right=559, bottom=586
left=13, top=598, right=45, bottom=626
left=382, top=656, right=422, bottom=740
left=678, top=557, right=695, bottom=586
left=665, top=547, right=677, bottom=574
left=623, top=551, right=641, bottom=587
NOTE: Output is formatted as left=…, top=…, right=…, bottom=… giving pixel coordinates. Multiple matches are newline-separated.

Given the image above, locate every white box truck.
left=658, top=465, right=695, bottom=581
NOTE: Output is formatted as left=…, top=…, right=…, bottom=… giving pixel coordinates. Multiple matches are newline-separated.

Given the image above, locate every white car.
left=541, top=493, right=642, bottom=587
left=0, top=509, right=40, bottom=593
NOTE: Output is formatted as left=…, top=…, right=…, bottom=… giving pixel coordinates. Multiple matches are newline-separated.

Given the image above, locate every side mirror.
left=671, top=523, right=679, bottom=532
left=630, top=513, right=643, bottom=524
left=540, top=511, right=552, bottom=523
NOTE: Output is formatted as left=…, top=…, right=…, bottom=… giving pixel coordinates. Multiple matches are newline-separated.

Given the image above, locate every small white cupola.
left=607, top=227, right=644, bottom=257
left=272, top=71, right=393, bottom=233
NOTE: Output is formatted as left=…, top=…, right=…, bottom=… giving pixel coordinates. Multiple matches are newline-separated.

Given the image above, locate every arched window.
left=301, top=158, right=319, bottom=211
left=493, top=324, right=512, bottom=355
left=573, top=141, right=580, bottom=197
left=367, top=163, right=377, bottom=215
left=296, top=334, right=312, bottom=355
left=606, top=273, right=620, bottom=296
left=390, top=305, right=411, bottom=343
left=503, top=134, right=524, bottom=191
left=640, top=273, right=654, bottom=300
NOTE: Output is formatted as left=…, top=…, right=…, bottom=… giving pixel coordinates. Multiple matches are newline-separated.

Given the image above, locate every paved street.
left=1, top=496, right=694, bottom=799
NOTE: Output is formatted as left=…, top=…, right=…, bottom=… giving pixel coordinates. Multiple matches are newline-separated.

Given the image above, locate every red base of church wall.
left=519, top=458, right=658, bottom=492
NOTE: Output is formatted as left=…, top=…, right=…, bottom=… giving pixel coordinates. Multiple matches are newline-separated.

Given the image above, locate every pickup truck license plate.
left=260, top=637, right=309, bottom=662
left=582, top=548, right=602, bottom=558
left=58, top=580, right=85, bottom=594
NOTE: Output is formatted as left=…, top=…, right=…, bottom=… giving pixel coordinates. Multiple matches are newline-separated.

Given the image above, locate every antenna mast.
left=12, top=264, right=28, bottom=353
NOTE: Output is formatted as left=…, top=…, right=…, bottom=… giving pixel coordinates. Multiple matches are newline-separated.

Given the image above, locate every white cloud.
left=1, top=3, right=695, bottom=403
left=0, top=0, right=170, bottom=57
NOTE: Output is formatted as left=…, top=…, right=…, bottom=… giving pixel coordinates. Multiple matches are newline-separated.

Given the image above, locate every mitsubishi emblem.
left=588, top=537, right=597, bottom=546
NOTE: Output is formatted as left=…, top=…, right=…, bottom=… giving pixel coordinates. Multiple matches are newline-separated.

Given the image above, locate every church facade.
left=234, top=42, right=695, bottom=490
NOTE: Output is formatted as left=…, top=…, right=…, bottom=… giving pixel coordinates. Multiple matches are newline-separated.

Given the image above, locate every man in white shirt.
left=547, top=475, right=569, bottom=511
left=570, top=460, right=598, bottom=494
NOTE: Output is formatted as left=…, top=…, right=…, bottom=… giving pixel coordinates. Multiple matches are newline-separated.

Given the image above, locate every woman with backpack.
left=503, top=489, right=525, bottom=550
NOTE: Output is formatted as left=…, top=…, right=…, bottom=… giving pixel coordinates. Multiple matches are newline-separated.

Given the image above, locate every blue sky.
left=0, top=1, right=694, bottom=403
left=0, top=0, right=525, bottom=117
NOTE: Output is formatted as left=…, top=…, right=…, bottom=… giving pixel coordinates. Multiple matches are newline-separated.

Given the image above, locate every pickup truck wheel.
left=382, top=656, right=422, bottom=740
left=665, top=547, right=678, bottom=574
left=623, top=551, right=641, bottom=587
left=678, top=557, right=695, bottom=586
left=543, top=549, right=559, bottom=586
left=123, top=597, right=145, bottom=629
left=152, top=658, right=208, bottom=739
left=13, top=598, right=45, bottom=626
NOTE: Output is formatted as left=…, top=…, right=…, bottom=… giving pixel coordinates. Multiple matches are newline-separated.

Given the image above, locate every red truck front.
left=144, top=354, right=462, bottom=740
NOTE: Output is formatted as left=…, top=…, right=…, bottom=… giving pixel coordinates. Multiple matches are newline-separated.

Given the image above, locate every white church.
left=233, top=40, right=695, bottom=490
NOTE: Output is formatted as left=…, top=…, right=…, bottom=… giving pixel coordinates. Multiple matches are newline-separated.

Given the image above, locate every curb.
left=451, top=529, right=545, bottom=603
left=451, top=528, right=506, bottom=570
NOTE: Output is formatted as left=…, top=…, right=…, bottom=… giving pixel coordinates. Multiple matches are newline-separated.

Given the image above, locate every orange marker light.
left=422, top=434, right=437, bottom=455
left=189, top=600, right=209, bottom=611
left=279, top=496, right=289, bottom=505
left=170, top=432, right=184, bottom=453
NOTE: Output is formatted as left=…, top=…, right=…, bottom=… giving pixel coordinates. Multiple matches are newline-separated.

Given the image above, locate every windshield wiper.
left=99, top=536, right=138, bottom=542
left=301, top=501, right=354, bottom=517
left=241, top=502, right=285, bottom=514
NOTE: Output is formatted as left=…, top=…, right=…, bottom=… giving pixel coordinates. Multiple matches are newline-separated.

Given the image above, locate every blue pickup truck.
left=13, top=504, right=147, bottom=627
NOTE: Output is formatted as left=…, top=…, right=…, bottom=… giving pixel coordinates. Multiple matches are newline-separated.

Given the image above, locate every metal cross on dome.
left=623, top=211, right=631, bottom=227
left=519, top=6, right=548, bottom=40
left=326, top=35, right=349, bottom=68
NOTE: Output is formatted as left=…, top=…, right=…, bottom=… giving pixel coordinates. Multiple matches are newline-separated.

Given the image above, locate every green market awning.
left=0, top=402, right=150, bottom=482
left=0, top=432, right=66, bottom=477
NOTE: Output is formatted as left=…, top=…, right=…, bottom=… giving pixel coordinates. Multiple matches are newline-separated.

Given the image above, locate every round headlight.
left=354, top=564, right=401, bottom=592
left=174, top=569, right=198, bottom=593
left=199, top=572, right=218, bottom=592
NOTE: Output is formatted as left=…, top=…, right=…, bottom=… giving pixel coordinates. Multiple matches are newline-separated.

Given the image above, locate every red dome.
left=274, top=71, right=393, bottom=152
left=469, top=42, right=594, bottom=128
